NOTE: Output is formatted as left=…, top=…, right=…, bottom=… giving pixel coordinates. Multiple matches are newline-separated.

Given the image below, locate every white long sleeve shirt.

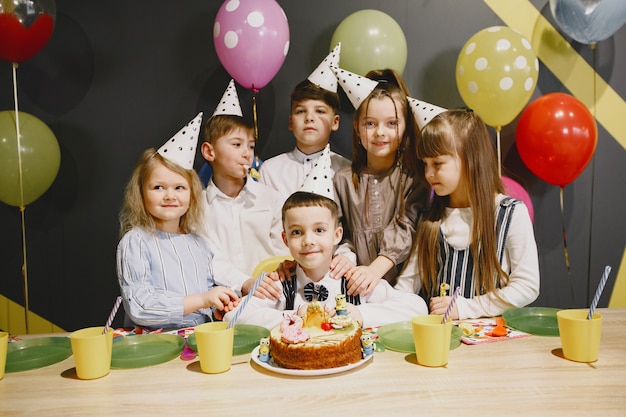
left=203, top=176, right=289, bottom=290
left=224, top=265, right=428, bottom=330
left=395, top=194, right=540, bottom=319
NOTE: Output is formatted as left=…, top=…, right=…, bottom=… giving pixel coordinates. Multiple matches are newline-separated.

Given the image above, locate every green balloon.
left=331, top=9, right=407, bottom=76
left=0, top=111, right=61, bottom=207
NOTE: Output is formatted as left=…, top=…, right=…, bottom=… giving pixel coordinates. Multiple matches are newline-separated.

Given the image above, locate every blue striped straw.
left=587, top=265, right=612, bottom=320
left=227, top=272, right=266, bottom=329
left=441, top=286, right=461, bottom=324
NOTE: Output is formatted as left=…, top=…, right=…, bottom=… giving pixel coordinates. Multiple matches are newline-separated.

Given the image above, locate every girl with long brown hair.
left=332, top=67, right=428, bottom=296
left=397, top=109, right=539, bottom=319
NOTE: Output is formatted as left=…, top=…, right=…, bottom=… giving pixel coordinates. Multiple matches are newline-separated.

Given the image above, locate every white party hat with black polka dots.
left=407, top=97, right=447, bottom=130
left=299, top=144, right=334, bottom=199
left=307, top=43, right=341, bottom=92
left=330, top=65, right=379, bottom=109
left=212, top=79, right=243, bottom=117
left=157, top=112, right=202, bottom=170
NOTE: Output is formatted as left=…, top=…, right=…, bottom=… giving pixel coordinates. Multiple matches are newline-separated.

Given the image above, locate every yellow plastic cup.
left=0, top=331, right=8, bottom=380
left=70, top=327, right=113, bottom=379
left=194, top=321, right=234, bottom=374
left=557, top=309, right=602, bottom=363
left=411, top=315, right=452, bottom=367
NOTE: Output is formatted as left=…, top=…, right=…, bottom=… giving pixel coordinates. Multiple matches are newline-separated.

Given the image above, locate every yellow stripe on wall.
left=0, top=294, right=65, bottom=335
left=483, top=0, right=626, bottom=150
left=483, top=0, right=625, bottom=307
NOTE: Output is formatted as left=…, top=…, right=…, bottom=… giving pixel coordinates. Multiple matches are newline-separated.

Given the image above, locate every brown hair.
left=282, top=191, right=339, bottom=227
left=349, top=69, right=420, bottom=221
left=291, top=79, right=340, bottom=114
left=414, top=109, right=507, bottom=299
left=350, top=68, right=419, bottom=182
left=203, top=114, right=255, bottom=144
left=119, top=148, right=205, bottom=238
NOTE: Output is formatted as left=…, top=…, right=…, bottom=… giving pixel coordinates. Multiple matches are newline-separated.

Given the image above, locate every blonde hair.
left=414, top=109, right=507, bottom=299
left=119, top=148, right=205, bottom=238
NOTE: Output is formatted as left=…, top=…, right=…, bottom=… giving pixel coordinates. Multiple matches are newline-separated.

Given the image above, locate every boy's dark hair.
left=282, top=191, right=339, bottom=225
left=290, top=79, right=340, bottom=113
left=203, top=114, right=254, bottom=144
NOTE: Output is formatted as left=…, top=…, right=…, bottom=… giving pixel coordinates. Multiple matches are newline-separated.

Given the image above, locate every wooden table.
left=1, top=308, right=625, bottom=416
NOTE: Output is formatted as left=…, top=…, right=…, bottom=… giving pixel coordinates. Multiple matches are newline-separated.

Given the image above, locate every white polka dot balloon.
left=455, top=26, right=538, bottom=128
left=213, top=0, right=289, bottom=91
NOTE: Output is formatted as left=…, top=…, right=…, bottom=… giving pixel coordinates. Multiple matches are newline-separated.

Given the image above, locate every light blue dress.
left=116, top=228, right=216, bottom=329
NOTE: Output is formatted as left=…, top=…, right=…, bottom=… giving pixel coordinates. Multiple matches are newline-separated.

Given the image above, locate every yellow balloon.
left=0, top=111, right=61, bottom=207
left=456, top=26, right=538, bottom=127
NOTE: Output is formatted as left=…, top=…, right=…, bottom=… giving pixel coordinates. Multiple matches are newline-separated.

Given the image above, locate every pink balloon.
left=213, top=0, right=289, bottom=91
left=502, top=176, right=534, bottom=224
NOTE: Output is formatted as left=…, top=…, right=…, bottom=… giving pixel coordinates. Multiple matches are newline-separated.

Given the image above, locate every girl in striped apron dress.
left=409, top=109, right=539, bottom=320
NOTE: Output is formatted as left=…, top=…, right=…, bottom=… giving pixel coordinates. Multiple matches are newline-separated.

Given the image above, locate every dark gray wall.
left=1, top=1, right=624, bottom=331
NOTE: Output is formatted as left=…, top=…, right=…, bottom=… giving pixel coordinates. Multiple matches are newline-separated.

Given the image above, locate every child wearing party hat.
left=200, top=80, right=289, bottom=296
left=330, top=66, right=429, bottom=296
left=223, top=151, right=428, bottom=329
left=116, top=113, right=239, bottom=330
left=259, top=43, right=356, bottom=280
left=396, top=107, right=539, bottom=320
left=259, top=43, right=351, bottom=204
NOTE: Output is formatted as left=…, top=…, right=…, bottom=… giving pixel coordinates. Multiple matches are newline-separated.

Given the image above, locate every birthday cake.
left=267, top=301, right=363, bottom=370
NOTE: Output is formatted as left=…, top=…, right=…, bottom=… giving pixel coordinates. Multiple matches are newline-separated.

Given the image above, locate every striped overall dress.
left=426, top=197, right=520, bottom=301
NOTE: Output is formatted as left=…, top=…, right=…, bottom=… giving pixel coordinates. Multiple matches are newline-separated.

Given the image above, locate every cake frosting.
left=267, top=301, right=363, bottom=370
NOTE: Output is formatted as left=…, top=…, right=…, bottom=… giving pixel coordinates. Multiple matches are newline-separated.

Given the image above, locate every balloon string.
left=12, top=62, right=30, bottom=334
left=591, top=43, right=596, bottom=119
left=496, top=126, right=502, bottom=177
left=560, top=187, right=571, bottom=275
left=585, top=43, right=597, bottom=303
left=251, top=85, right=259, bottom=143
left=20, top=206, right=29, bottom=334
left=12, top=63, right=25, bottom=208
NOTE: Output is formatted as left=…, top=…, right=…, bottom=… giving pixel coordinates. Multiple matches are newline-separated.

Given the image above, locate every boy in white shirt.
left=225, top=159, right=428, bottom=329
left=259, top=44, right=355, bottom=281
left=201, top=80, right=289, bottom=295
left=259, top=43, right=351, bottom=204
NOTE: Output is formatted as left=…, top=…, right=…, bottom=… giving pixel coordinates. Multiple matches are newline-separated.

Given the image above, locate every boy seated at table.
left=224, top=152, right=427, bottom=329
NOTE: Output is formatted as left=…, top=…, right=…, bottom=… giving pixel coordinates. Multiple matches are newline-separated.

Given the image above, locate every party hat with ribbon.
left=307, top=43, right=341, bottom=92
left=212, top=79, right=243, bottom=117
left=299, top=144, right=334, bottom=200
left=157, top=112, right=203, bottom=170
left=407, top=97, right=447, bottom=130
left=330, top=65, right=379, bottom=109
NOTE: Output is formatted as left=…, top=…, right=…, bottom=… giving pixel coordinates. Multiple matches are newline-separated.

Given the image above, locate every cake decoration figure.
left=361, top=334, right=374, bottom=356
left=279, top=313, right=310, bottom=344
left=258, top=337, right=271, bottom=362
left=335, top=294, right=348, bottom=316
left=439, top=283, right=450, bottom=297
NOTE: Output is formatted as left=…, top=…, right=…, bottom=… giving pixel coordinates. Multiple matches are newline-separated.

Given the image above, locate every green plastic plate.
left=6, top=337, right=72, bottom=373
left=377, top=321, right=462, bottom=353
left=502, top=307, right=562, bottom=336
left=111, top=334, right=184, bottom=369
left=187, top=324, right=270, bottom=356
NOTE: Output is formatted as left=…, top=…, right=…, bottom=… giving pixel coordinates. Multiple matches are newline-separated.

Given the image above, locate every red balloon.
left=0, top=6, right=55, bottom=63
left=516, top=93, right=597, bottom=188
